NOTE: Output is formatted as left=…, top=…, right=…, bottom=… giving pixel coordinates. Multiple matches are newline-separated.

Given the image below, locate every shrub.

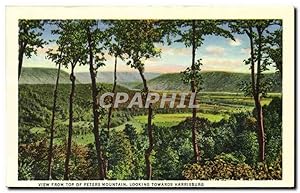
left=107, top=131, right=134, bottom=180
left=152, top=125, right=181, bottom=179
left=124, top=124, right=147, bottom=180
left=254, top=153, right=282, bottom=180
left=263, top=97, right=282, bottom=164
left=18, top=139, right=48, bottom=180
left=182, top=154, right=256, bottom=180
left=236, top=130, right=259, bottom=165
left=182, top=153, right=282, bottom=180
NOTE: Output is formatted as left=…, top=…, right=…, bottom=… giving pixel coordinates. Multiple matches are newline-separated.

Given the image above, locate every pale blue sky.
left=23, top=21, right=279, bottom=73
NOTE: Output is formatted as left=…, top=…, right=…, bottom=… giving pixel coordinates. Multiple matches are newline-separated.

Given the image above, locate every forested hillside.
left=19, top=67, right=160, bottom=88
left=19, top=68, right=74, bottom=84
left=135, top=71, right=282, bottom=92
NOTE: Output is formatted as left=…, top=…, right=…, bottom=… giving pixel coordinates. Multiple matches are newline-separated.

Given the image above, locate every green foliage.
left=18, top=20, right=47, bottom=58
left=152, top=125, right=185, bottom=179
left=47, top=20, right=88, bottom=69
left=235, top=130, right=259, bottom=165
left=174, top=117, right=236, bottom=160
left=265, top=27, right=282, bottom=75
left=123, top=124, right=147, bottom=179
left=175, top=20, right=234, bottom=48
left=181, top=58, right=203, bottom=91
left=109, top=20, right=163, bottom=70
left=153, top=146, right=180, bottom=179
left=176, top=20, right=234, bottom=99
left=182, top=153, right=282, bottom=180
left=83, top=144, right=101, bottom=180
left=109, top=111, right=132, bottom=128
left=19, top=85, right=282, bottom=180
left=229, top=20, right=282, bottom=98
left=18, top=110, right=282, bottom=181
left=263, top=97, right=282, bottom=164
left=18, top=83, right=131, bottom=145
left=224, top=111, right=257, bottom=134
left=213, top=112, right=259, bottom=165
left=208, top=123, right=236, bottom=157
left=216, top=152, right=246, bottom=164
left=107, top=131, right=134, bottom=180
left=19, top=86, right=52, bottom=130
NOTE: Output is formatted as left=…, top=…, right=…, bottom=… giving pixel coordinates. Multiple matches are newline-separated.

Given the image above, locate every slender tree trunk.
left=64, top=65, right=76, bottom=180
left=105, top=55, right=118, bottom=177
left=145, top=106, right=153, bottom=180
left=247, top=27, right=265, bottom=162
left=248, top=29, right=256, bottom=99
left=18, top=42, right=26, bottom=80
left=47, top=62, right=61, bottom=180
left=191, top=20, right=200, bottom=163
left=276, top=61, right=282, bottom=79
left=255, top=97, right=265, bottom=162
left=255, top=27, right=265, bottom=162
left=107, top=56, right=118, bottom=136
left=138, top=67, right=154, bottom=180
left=86, top=27, right=105, bottom=180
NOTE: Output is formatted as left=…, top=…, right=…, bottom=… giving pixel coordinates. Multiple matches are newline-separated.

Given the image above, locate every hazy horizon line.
left=22, top=66, right=273, bottom=74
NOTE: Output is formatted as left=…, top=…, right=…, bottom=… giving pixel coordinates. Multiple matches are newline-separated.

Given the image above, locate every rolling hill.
left=19, top=67, right=74, bottom=84
left=135, top=71, right=282, bottom=92
left=19, top=67, right=160, bottom=87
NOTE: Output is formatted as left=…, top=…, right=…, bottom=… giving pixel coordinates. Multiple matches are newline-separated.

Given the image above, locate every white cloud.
left=204, top=46, right=225, bottom=56
left=36, top=43, right=58, bottom=55
left=240, top=48, right=251, bottom=55
left=228, top=38, right=241, bottom=47
left=203, top=58, right=241, bottom=66
left=159, top=46, right=191, bottom=56
left=202, top=58, right=248, bottom=72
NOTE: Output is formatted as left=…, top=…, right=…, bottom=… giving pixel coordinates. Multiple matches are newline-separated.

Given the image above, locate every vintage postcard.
left=6, top=6, right=295, bottom=188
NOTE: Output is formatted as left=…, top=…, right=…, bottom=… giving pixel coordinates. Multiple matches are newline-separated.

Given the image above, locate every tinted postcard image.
left=7, top=6, right=295, bottom=188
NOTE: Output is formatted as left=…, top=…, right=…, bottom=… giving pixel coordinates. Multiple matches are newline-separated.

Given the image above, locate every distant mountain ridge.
left=135, top=71, right=282, bottom=92
left=19, top=68, right=73, bottom=84
left=19, top=68, right=281, bottom=93
left=75, top=71, right=161, bottom=84
left=19, top=68, right=160, bottom=85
